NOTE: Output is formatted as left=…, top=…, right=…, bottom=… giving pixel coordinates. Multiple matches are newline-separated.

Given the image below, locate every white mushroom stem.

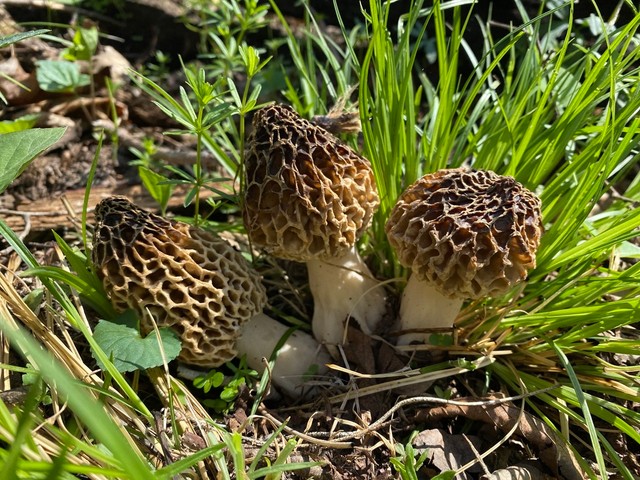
left=306, top=245, right=386, bottom=356
left=235, top=313, right=331, bottom=397
left=396, top=274, right=464, bottom=345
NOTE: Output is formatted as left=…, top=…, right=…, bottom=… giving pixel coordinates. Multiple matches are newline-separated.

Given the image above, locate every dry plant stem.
left=397, top=275, right=463, bottom=345
left=235, top=313, right=331, bottom=397
left=306, top=245, right=386, bottom=354
left=258, top=406, right=353, bottom=449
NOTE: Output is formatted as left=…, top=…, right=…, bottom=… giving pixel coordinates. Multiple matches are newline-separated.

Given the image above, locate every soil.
left=0, top=2, right=637, bottom=479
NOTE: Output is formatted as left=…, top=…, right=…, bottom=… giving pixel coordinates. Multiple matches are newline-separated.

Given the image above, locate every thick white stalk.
left=306, top=245, right=386, bottom=356
left=396, top=275, right=463, bottom=345
left=235, top=313, right=331, bottom=397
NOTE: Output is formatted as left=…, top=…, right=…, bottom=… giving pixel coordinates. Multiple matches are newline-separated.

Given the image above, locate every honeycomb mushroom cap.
left=92, top=196, right=267, bottom=367
left=385, top=168, right=542, bottom=299
left=243, top=104, right=380, bottom=262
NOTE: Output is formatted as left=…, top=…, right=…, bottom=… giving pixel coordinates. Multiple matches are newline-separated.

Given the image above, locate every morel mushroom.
left=92, top=196, right=330, bottom=396
left=385, top=168, right=543, bottom=345
left=243, top=104, right=385, bottom=355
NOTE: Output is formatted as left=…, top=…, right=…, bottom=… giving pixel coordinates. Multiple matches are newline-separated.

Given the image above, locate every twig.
left=0, top=209, right=35, bottom=255
left=257, top=406, right=353, bottom=449
left=290, top=355, right=497, bottom=411
left=328, top=385, right=561, bottom=443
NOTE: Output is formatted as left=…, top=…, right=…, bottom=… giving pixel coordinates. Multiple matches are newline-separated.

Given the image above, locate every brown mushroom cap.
left=243, top=104, right=380, bottom=261
left=92, top=196, right=266, bottom=367
left=385, top=168, right=542, bottom=299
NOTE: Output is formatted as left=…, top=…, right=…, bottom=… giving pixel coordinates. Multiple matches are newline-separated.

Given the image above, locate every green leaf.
left=193, top=371, right=225, bottom=393
left=92, top=320, right=181, bottom=373
left=36, top=60, right=90, bottom=92
left=22, top=265, right=116, bottom=320
left=154, top=444, right=225, bottom=479
left=63, top=26, right=99, bottom=61
left=431, top=472, right=457, bottom=480
left=0, top=128, right=66, bottom=193
left=0, top=29, right=50, bottom=48
left=22, top=288, right=44, bottom=314
left=0, top=114, right=40, bottom=133
left=138, top=166, right=173, bottom=214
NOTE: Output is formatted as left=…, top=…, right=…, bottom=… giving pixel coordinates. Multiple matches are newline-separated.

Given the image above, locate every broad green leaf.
left=0, top=128, right=66, bottom=193
left=36, top=60, right=90, bottom=92
left=92, top=320, right=181, bottom=373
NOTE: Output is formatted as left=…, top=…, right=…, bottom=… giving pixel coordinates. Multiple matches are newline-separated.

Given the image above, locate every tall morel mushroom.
left=92, top=196, right=330, bottom=396
left=243, top=104, right=386, bottom=355
left=385, top=168, right=543, bottom=345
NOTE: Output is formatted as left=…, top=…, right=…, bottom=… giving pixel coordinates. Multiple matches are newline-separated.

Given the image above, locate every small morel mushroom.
left=243, top=104, right=386, bottom=355
left=385, top=168, right=543, bottom=345
left=92, top=196, right=330, bottom=396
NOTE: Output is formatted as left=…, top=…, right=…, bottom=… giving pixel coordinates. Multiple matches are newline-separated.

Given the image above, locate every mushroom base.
left=396, top=275, right=463, bottom=345
left=235, top=313, right=331, bottom=397
left=306, top=245, right=386, bottom=357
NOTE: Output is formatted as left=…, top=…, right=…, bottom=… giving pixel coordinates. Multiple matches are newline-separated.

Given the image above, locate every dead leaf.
left=415, top=402, right=586, bottom=480
left=413, top=428, right=485, bottom=478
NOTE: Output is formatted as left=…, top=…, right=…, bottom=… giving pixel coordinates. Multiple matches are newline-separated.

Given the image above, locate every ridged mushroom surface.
left=92, top=196, right=266, bottom=366
left=386, top=168, right=542, bottom=299
left=243, top=104, right=380, bottom=261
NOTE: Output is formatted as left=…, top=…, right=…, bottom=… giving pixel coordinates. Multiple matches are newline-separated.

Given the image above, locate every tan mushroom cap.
left=385, top=168, right=542, bottom=299
left=92, top=196, right=266, bottom=367
left=243, top=104, right=380, bottom=261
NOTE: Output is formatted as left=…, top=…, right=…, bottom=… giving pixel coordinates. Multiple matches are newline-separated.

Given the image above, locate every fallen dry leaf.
left=415, top=401, right=586, bottom=480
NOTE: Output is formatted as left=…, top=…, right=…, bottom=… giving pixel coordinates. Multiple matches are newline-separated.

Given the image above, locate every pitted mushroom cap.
left=243, top=104, right=380, bottom=261
left=385, top=168, right=542, bottom=299
left=92, top=196, right=267, bottom=367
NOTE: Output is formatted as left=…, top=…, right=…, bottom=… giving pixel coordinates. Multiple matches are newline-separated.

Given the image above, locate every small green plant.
left=130, top=63, right=235, bottom=223
left=36, top=59, right=91, bottom=93
left=36, top=24, right=99, bottom=101
left=61, top=24, right=99, bottom=63
left=194, top=357, right=258, bottom=413
left=139, top=50, right=172, bottom=82
left=210, top=421, right=320, bottom=479
left=129, top=138, right=174, bottom=215
left=390, top=432, right=431, bottom=480
left=188, top=0, right=269, bottom=76
left=130, top=41, right=272, bottom=223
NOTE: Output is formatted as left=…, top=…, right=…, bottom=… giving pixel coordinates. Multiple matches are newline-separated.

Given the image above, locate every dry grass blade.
left=318, top=356, right=495, bottom=407
left=0, top=270, right=154, bottom=467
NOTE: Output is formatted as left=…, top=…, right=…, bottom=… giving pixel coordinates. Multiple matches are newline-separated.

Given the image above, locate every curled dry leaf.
left=414, top=401, right=586, bottom=480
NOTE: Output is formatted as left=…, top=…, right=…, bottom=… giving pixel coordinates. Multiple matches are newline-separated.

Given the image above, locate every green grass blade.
left=0, top=315, right=156, bottom=480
